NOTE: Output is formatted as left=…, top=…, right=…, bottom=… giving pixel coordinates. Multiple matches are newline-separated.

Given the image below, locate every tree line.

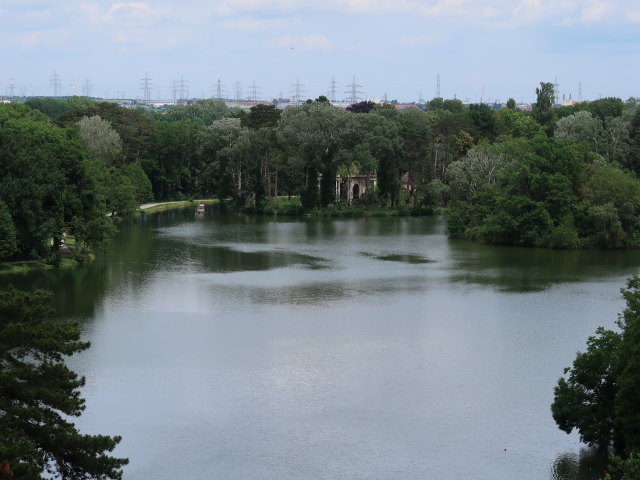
left=3, top=85, right=640, bottom=264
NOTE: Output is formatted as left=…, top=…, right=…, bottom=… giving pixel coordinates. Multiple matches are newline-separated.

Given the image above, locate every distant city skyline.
left=2, top=1, right=639, bottom=103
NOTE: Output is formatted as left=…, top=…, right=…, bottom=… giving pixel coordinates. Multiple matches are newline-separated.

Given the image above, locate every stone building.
left=335, top=174, right=377, bottom=202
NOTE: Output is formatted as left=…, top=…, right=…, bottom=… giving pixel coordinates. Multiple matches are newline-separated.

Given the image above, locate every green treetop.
left=0, top=286, right=128, bottom=479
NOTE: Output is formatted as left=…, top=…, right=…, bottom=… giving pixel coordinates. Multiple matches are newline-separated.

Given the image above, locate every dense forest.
left=2, top=82, right=640, bottom=263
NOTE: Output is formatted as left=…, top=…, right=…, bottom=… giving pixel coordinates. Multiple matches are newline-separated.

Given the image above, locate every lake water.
left=6, top=208, right=640, bottom=480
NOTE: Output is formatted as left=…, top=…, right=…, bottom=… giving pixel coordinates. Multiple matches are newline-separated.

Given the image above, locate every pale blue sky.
left=2, top=0, right=639, bottom=103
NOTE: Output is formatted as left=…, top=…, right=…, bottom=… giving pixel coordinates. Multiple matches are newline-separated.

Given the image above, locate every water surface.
left=5, top=209, right=639, bottom=480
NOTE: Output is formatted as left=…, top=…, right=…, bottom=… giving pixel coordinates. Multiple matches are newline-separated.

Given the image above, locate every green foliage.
left=58, top=103, right=153, bottom=165
left=77, top=115, right=123, bottom=165
left=496, top=108, right=544, bottom=139
left=278, top=102, right=353, bottom=207
left=551, top=326, right=623, bottom=450
left=106, top=168, right=138, bottom=216
left=159, top=99, right=228, bottom=126
left=552, top=276, right=640, bottom=457
left=583, top=164, right=640, bottom=248
left=548, top=216, right=581, bottom=249
left=0, top=103, right=115, bottom=260
left=482, top=195, right=552, bottom=246
left=447, top=134, right=640, bottom=249
left=243, top=104, right=281, bottom=130
left=199, top=117, right=250, bottom=203
left=443, top=99, right=465, bottom=113
left=616, top=276, right=640, bottom=453
left=12, top=86, right=640, bottom=250
left=532, top=81, right=556, bottom=132
left=602, top=453, right=640, bottom=480
left=148, top=119, right=205, bottom=200
left=427, top=97, right=444, bottom=111
left=589, top=97, right=624, bottom=123
left=0, top=201, right=17, bottom=261
left=397, top=109, right=434, bottom=205
left=25, top=97, right=95, bottom=121
left=0, top=286, right=128, bottom=479
left=555, top=111, right=602, bottom=153
left=468, top=103, right=497, bottom=139
left=346, top=101, right=376, bottom=114
left=122, top=162, right=154, bottom=204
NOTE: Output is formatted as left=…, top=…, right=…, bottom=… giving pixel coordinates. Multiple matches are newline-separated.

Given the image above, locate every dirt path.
left=139, top=201, right=189, bottom=210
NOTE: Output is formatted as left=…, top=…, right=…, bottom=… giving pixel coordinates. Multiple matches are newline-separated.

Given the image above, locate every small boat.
left=196, top=203, right=205, bottom=215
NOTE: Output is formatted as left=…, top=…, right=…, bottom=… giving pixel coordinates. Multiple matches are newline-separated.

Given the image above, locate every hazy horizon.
left=3, top=1, right=639, bottom=103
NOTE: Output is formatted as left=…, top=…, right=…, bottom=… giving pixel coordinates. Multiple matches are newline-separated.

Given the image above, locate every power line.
left=579, top=81, right=582, bottom=102
left=328, top=77, right=337, bottom=102
left=436, top=74, right=441, bottom=98
left=140, top=72, right=153, bottom=103
left=249, top=80, right=261, bottom=102
left=214, top=79, right=224, bottom=100
left=7, top=78, right=16, bottom=97
left=82, top=78, right=92, bottom=97
left=170, top=80, right=178, bottom=104
left=50, top=70, right=61, bottom=98
left=234, top=81, right=242, bottom=103
left=345, top=75, right=363, bottom=103
left=291, top=77, right=305, bottom=106
left=178, top=75, right=188, bottom=101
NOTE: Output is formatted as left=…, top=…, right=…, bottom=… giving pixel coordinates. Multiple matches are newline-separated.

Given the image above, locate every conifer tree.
left=0, top=287, right=128, bottom=479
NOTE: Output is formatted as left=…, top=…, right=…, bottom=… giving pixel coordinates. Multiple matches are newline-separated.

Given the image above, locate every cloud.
left=398, top=33, right=442, bottom=47
left=418, top=0, right=470, bottom=17
left=627, top=10, right=640, bottom=22
left=341, top=0, right=416, bottom=14
left=580, top=1, right=610, bottom=24
left=264, top=34, right=333, bottom=51
left=79, top=2, right=167, bottom=27
left=11, top=27, right=70, bottom=50
left=220, top=17, right=290, bottom=31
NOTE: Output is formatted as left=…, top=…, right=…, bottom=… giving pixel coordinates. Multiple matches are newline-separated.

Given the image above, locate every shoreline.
left=0, top=200, right=220, bottom=274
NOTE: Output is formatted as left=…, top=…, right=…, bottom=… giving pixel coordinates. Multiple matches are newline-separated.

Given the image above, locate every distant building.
left=394, top=104, right=418, bottom=110
left=335, top=174, right=377, bottom=202
left=238, top=101, right=274, bottom=109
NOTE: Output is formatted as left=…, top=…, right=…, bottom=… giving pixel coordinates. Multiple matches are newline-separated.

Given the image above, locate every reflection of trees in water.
left=0, top=262, right=110, bottom=319
left=450, top=241, right=640, bottom=292
left=551, top=449, right=608, bottom=480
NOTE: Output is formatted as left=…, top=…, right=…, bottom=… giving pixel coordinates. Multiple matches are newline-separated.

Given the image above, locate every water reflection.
left=551, top=449, right=608, bottom=480
left=448, top=240, right=640, bottom=292
left=364, top=252, right=434, bottom=264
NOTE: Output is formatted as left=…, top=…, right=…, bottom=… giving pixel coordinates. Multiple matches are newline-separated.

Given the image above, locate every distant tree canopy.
left=77, top=115, right=123, bottom=165
left=5, top=86, right=640, bottom=262
left=346, top=100, right=376, bottom=114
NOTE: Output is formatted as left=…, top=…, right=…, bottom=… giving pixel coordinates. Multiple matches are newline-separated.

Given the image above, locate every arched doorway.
left=353, top=183, right=360, bottom=199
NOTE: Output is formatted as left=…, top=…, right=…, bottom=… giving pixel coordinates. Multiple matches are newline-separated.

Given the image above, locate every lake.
left=6, top=208, right=640, bottom=479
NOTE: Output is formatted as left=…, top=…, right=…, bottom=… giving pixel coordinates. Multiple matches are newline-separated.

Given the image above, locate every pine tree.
left=0, top=286, right=128, bottom=479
